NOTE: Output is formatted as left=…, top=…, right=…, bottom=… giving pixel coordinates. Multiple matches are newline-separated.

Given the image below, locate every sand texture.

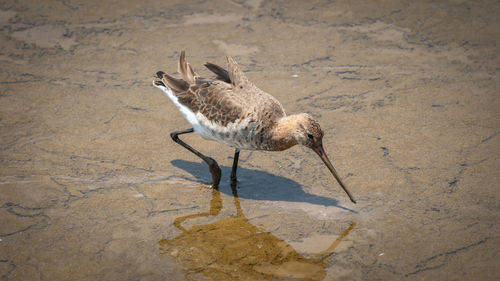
left=1, top=0, right=499, bottom=280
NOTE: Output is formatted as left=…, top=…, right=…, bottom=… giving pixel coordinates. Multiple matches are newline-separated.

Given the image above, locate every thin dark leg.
left=170, top=128, right=221, bottom=189
left=230, top=148, right=240, bottom=184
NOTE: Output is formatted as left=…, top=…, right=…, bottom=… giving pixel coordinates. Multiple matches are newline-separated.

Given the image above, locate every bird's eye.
left=307, top=133, right=314, bottom=140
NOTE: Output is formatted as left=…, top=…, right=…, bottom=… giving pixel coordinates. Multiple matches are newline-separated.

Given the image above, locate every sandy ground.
left=1, top=0, right=499, bottom=280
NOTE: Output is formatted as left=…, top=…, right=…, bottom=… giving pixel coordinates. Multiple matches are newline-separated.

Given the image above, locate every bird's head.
left=292, top=113, right=324, bottom=149
left=292, top=113, right=356, bottom=204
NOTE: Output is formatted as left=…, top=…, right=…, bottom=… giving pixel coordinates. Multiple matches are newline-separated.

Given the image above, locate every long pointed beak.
left=313, top=144, right=356, bottom=204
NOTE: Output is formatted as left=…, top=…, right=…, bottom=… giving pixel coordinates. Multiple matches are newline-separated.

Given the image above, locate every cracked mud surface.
left=1, top=0, right=499, bottom=280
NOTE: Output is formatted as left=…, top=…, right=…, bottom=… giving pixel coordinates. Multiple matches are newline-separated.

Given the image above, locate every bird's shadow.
left=171, top=159, right=356, bottom=213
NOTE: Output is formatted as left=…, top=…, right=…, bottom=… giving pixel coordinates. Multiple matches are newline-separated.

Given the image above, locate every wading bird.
left=153, top=51, right=356, bottom=203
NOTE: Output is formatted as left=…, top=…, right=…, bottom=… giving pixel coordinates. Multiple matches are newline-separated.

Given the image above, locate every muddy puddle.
left=1, top=0, right=499, bottom=280
left=159, top=185, right=356, bottom=280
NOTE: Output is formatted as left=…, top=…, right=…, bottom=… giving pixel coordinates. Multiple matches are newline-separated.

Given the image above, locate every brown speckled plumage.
left=154, top=51, right=286, bottom=150
left=152, top=51, right=356, bottom=203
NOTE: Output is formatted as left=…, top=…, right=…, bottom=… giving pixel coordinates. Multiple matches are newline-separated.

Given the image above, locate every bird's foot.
left=207, top=158, right=221, bottom=189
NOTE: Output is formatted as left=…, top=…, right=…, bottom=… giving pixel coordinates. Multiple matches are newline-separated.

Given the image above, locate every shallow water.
left=158, top=185, right=356, bottom=280
left=1, top=0, right=499, bottom=280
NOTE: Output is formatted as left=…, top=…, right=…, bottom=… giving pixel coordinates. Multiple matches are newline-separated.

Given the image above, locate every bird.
left=152, top=51, right=356, bottom=203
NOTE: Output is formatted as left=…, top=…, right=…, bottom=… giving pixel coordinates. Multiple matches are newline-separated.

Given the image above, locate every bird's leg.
left=230, top=148, right=240, bottom=184
left=170, top=128, right=221, bottom=189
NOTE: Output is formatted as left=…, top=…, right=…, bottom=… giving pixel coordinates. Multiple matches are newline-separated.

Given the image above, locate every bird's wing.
left=226, top=56, right=252, bottom=88
left=177, top=50, right=197, bottom=84
left=154, top=51, right=284, bottom=127
left=205, top=56, right=287, bottom=122
left=177, top=82, right=248, bottom=127
left=204, top=62, right=231, bottom=83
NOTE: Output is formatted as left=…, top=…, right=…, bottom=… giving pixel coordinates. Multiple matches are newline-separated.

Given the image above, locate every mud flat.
left=1, top=0, right=499, bottom=280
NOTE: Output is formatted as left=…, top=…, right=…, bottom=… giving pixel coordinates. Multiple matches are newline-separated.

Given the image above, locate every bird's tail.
left=153, top=51, right=197, bottom=94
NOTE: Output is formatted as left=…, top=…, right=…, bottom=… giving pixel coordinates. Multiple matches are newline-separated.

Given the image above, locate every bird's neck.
left=268, top=115, right=300, bottom=151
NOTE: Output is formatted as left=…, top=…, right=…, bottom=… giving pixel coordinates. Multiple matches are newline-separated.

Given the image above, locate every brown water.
left=1, top=0, right=499, bottom=280
left=158, top=185, right=356, bottom=280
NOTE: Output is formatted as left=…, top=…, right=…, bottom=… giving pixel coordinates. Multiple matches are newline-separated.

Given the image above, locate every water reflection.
left=159, top=184, right=356, bottom=280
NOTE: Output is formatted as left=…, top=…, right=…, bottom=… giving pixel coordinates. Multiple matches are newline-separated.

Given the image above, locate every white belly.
left=195, top=113, right=259, bottom=150
left=154, top=83, right=257, bottom=150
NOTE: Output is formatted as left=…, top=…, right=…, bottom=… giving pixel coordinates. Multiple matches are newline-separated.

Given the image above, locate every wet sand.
left=1, top=0, right=499, bottom=280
